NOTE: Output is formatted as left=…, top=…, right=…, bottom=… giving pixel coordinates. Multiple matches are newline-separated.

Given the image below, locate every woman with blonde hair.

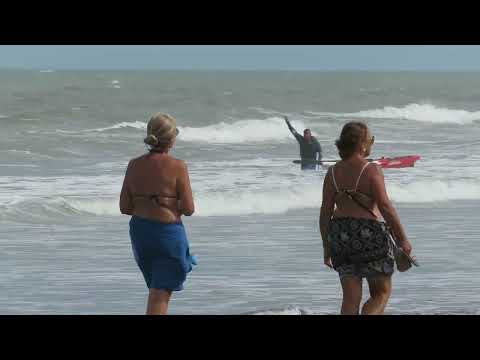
left=120, top=113, right=196, bottom=315
left=320, top=121, right=414, bottom=315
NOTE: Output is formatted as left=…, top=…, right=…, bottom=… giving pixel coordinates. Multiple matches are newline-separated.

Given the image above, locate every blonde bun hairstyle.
left=144, top=113, right=177, bottom=150
left=144, top=134, right=159, bottom=147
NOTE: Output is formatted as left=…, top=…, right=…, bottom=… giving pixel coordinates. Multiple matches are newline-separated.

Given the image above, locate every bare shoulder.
left=324, top=165, right=333, bottom=177
left=170, top=156, right=185, bottom=166
left=130, top=153, right=149, bottom=163
left=126, top=154, right=150, bottom=170
left=371, top=162, right=384, bottom=174
left=366, top=162, right=384, bottom=180
left=323, top=166, right=334, bottom=188
left=332, top=160, right=344, bottom=169
left=125, top=157, right=139, bottom=169
left=170, top=157, right=189, bottom=172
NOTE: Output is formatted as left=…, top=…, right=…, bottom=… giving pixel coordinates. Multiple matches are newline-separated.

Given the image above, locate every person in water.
left=320, top=121, right=413, bottom=315
left=284, top=116, right=322, bottom=170
left=120, top=113, right=196, bottom=315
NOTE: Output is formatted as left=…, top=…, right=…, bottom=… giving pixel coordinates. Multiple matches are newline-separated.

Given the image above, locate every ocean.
left=1, top=70, right=480, bottom=314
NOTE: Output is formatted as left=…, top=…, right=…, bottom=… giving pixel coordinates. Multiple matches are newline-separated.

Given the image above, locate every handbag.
left=385, top=227, right=419, bottom=272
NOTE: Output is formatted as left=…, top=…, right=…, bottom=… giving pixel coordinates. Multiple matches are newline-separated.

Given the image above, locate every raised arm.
left=176, top=161, right=195, bottom=216
left=284, top=116, right=302, bottom=141
left=370, top=165, right=412, bottom=254
left=320, top=167, right=336, bottom=267
left=119, top=161, right=133, bottom=215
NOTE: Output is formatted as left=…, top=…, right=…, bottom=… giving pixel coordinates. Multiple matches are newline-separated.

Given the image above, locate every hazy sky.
left=1, top=45, right=480, bottom=70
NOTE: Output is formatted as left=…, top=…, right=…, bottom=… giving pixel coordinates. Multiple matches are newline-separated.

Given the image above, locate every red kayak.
left=294, top=155, right=421, bottom=169
left=373, top=155, right=421, bottom=169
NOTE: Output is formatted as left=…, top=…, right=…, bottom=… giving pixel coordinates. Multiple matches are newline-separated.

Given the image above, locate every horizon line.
left=2, top=67, right=480, bottom=72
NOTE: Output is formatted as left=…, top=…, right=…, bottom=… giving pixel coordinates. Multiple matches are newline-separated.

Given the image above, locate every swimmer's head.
left=303, top=128, right=312, bottom=141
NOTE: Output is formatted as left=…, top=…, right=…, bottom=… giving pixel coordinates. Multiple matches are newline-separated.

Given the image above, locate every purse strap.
left=346, top=191, right=399, bottom=249
left=345, top=190, right=378, bottom=219
left=345, top=192, right=420, bottom=267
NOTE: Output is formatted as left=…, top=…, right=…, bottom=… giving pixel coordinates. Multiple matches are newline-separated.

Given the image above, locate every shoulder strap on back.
left=354, top=162, right=371, bottom=191
left=331, top=165, right=339, bottom=192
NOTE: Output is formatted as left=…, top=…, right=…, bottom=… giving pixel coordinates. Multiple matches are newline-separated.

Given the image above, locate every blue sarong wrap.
left=129, top=216, right=197, bottom=291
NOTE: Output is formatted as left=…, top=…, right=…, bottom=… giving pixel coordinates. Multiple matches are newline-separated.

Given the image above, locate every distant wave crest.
left=307, top=103, right=480, bottom=124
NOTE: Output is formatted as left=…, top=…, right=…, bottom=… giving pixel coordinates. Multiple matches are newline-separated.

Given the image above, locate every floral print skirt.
left=327, top=217, right=395, bottom=279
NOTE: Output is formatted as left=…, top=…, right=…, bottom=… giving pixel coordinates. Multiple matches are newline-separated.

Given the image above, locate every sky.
left=1, top=45, right=480, bottom=71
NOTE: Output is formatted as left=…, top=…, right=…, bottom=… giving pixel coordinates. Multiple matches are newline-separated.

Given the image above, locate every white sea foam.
left=0, top=164, right=39, bottom=168
left=248, top=306, right=316, bottom=315
left=85, top=121, right=147, bottom=132
left=70, top=105, right=480, bottom=145
left=306, top=103, right=480, bottom=124
left=3, top=150, right=55, bottom=160
left=387, top=179, right=480, bottom=203
left=74, top=117, right=308, bottom=143
left=178, top=117, right=308, bottom=143
left=4, top=178, right=479, bottom=221
left=193, top=179, right=480, bottom=216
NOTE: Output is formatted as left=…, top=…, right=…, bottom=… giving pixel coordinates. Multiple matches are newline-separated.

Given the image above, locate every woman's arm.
left=176, top=161, right=195, bottom=216
left=119, top=161, right=133, bottom=215
left=370, top=165, right=412, bottom=254
left=320, top=167, right=336, bottom=264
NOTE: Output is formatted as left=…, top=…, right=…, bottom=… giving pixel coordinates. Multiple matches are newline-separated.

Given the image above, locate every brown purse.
left=386, top=229, right=419, bottom=272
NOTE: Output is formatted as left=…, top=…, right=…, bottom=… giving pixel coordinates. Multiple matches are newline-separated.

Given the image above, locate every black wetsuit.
left=286, top=120, right=322, bottom=170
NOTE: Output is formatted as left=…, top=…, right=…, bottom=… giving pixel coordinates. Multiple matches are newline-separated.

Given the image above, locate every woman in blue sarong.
left=120, top=113, right=196, bottom=315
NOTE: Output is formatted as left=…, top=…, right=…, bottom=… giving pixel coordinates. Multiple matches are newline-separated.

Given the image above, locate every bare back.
left=120, top=152, right=194, bottom=223
left=329, top=160, right=381, bottom=220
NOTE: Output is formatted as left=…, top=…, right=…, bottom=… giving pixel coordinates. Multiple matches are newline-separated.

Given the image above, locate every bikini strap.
left=331, top=166, right=339, bottom=192
left=354, top=162, right=371, bottom=192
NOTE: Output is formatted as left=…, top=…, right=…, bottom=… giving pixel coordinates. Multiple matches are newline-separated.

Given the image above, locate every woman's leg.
left=340, top=276, right=363, bottom=315
left=146, top=288, right=172, bottom=315
left=361, top=275, right=392, bottom=315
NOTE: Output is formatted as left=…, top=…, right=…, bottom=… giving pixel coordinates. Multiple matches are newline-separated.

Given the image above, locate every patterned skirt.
left=327, top=217, right=395, bottom=279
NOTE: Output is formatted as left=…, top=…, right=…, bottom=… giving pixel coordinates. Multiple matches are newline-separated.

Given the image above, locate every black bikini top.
left=331, top=162, right=377, bottom=218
